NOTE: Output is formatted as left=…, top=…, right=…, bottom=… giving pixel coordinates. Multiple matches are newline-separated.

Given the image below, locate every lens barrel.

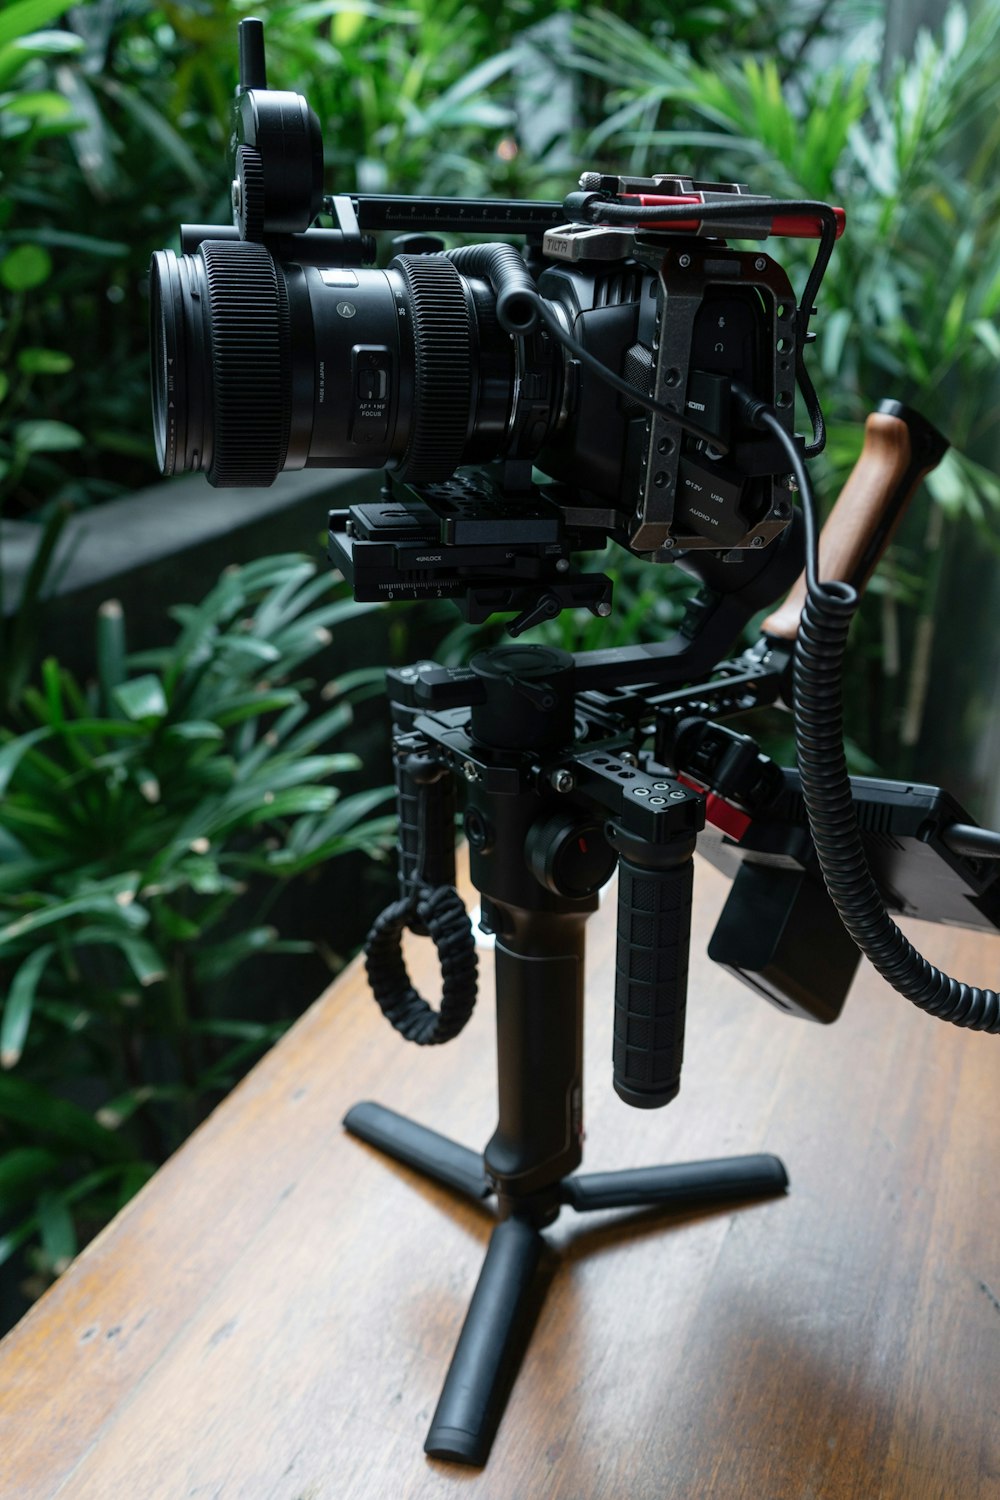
left=149, top=239, right=551, bottom=488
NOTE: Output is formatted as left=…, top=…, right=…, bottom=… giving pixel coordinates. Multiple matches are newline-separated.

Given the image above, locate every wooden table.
left=2, top=855, right=998, bottom=1500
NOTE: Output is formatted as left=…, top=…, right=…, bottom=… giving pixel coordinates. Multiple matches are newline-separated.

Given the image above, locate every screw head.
left=755, top=256, right=767, bottom=270
left=462, top=760, right=479, bottom=783
left=668, top=789, right=687, bottom=800
left=620, top=752, right=639, bottom=767
left=550, top=769, right=575, bottom=794
left=679, top=253, right=691, bottom=268
left=751, top=534, right=764, bottom=547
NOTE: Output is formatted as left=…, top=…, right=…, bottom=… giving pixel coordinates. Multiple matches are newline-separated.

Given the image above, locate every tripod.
left=344, top=641, right=788, bottom=1466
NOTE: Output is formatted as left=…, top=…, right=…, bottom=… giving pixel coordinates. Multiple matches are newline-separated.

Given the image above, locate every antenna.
left=238, top=17, right=267, bottom=91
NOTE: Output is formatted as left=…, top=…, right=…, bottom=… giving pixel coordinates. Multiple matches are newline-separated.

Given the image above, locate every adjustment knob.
left=526, top=813, right=617, bottom=899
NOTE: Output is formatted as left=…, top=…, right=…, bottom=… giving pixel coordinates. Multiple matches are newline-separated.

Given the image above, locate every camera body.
left=151, top=21, right=840, bottom=631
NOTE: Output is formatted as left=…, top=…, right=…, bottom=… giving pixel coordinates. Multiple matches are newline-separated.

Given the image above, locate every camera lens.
left=149, top=240, right=548, bottom=489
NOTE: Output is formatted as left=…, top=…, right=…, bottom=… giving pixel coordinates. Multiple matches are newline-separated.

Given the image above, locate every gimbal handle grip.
left=761, top=400, right=948, bottom=640
left=611, top=830, right=696, bottom=1110
left=394, top=743, right=457, bottom=915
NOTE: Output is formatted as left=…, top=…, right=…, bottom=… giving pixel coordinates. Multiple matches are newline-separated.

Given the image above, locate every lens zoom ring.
left=200, top=239, right=290, bottom=487
left=393, top=255, right=472, bottom=482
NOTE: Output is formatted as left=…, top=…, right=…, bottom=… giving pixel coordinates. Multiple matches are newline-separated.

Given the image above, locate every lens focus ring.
left=200, top=239, right=290, bottom=487
left=391, top=255, right=473, bottom=483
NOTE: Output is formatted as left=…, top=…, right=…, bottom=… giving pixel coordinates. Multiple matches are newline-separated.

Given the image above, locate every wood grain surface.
left=761, top=411, right=915, bottom=640
left=1, top=851, right=998, bottom=1500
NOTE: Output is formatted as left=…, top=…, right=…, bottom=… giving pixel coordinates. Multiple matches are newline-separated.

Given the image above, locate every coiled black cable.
left=746, top=397, right=1000, bottom=1032
left=364, top=884, right=478, bottom=1045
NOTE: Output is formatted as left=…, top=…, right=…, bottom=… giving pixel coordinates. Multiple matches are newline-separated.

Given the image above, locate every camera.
left=149, top=18, right=843, bottom=633
left=147, top=22, right=1000, bottom=1468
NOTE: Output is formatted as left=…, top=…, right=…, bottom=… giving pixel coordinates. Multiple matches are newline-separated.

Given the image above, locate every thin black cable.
left=529, top=297, right=728, bottom=450
left=744, top=396, right=1000, bottom=1032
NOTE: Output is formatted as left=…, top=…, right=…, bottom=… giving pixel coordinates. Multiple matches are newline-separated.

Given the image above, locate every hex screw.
left=550, top=769, right=575, bottom=794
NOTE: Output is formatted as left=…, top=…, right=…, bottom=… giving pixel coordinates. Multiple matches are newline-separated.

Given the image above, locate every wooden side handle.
left=761, top=401, right=949, bottom=641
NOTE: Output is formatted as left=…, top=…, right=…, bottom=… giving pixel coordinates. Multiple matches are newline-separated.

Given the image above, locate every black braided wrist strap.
left=363, top=885, right=478, bottom=1044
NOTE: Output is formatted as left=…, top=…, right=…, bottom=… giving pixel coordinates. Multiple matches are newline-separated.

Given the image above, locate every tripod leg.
left=344, top=1101, right=491, bottom=1202
left=425, top=1215, right=545, bottom=1465
left=562, top=1154, right=788, bottom=1212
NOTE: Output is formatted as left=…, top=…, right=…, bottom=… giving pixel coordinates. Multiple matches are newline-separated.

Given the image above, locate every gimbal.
left=344, top=401, right=1000, bottom=1465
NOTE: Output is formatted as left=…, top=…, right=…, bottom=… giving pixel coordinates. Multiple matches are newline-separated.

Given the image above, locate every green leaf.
left=96, top=76, right=206, bottom=192
left=0, top=1146, right=58, bottom=1206
left=1, top=941, right=54, bottom=1068
left=205, top=786, right=338, bottom=838
left=0, top=1, right=79, bottom=50
left=113, top=675, right=167, bottom=722
left=215, top=636, right=282, bottom=665
left=0, top=1217, right=39, bottom=1271
left=72, top=926, right=166, bottom=987
left=17, top=347, right=73, bottom=375
left=194, top=925, right=281, bottom=982
left=972, top=318, right=1000, bottom=362
left=0, top=372, right=8, bottom=404
left=7, top=227, right=128, bottom=257
left=0, top=243, right=52, bottom=291
left=1, top=89, right=70, bottom=120
left=213, top=690, right=301, bottom=727
left=37, top=1189, right=77, bottom=1270
left=0, top=727, right=52, bottom=795
left=0, top=890, right=146, bottom=952
left=95, top=598, right=126, bottom=711
left=152, top=903, right=200, bottom=943
left=13, top=419, right=84, bottom=452
left=96, top=1085, right=186, bottom=1131
left=0, top=1074, right=130, bottom=1161
left=163, top=721, right=225, bottom=743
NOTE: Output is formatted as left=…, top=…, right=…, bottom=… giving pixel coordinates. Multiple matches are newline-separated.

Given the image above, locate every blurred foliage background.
left=2, top=0, right=999, bottom=1321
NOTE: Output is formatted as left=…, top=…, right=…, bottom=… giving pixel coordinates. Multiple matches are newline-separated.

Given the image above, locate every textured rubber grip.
left=613, top=851, right=694, bottom=1109
left=396, top=750, right=456, bottom=907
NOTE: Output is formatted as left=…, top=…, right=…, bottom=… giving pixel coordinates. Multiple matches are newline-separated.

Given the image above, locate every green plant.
left=0, top=553, right=393, bottom=1301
